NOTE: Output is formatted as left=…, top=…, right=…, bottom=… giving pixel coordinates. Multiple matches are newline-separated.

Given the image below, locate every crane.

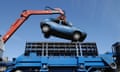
left=0, top=7, right=65, bottom=58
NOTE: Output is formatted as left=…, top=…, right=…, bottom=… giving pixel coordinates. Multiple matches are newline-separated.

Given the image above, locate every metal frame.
left=5, top=42, right=116, bottom=72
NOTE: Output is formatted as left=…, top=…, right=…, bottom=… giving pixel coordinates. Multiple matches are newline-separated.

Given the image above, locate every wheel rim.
left=73, top=33, right=81, bottom=40
left=42, top=26, right=50, bottom=33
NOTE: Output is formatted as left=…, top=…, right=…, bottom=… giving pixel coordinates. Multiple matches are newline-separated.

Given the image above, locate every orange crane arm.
left=2, top=8, right=65, bottom=43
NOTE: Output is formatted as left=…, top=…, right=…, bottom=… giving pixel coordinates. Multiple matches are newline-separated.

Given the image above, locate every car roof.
left=44, top=18, right=72, bottom=26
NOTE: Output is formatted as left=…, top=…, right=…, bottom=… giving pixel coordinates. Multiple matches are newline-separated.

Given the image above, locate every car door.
left=50, top=21, right=74, bottom=35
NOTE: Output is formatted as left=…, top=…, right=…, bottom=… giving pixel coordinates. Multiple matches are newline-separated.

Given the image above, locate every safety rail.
left=24, top=42, right=98, bottom=56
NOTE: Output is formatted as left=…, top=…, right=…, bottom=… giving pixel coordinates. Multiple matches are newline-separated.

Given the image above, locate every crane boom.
left=2, top=8, right=65, bottom=43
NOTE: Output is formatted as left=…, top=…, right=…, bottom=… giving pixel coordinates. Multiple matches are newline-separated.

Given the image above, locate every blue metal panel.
left=41, top=57, right=48, bottom=64
left=46, top=21, right=74, bottom=34
left=48, top=56, right=77, bottom=66
left=5, top=42, right=116, bottom=72
left=15, top=54, right=41, bottom=62
left=100, top=53, right=116, bottom=69
left=85, top=62, right=105, bottom=67
left=15, top=63, right=41, bottom=67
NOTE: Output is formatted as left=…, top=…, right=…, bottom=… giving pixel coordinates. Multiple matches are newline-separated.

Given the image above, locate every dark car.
left=40, top=18, right=87, bottom=42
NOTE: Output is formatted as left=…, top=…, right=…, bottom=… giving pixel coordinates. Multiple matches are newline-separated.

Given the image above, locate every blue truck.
left=4, top=42, right=120, bottom=72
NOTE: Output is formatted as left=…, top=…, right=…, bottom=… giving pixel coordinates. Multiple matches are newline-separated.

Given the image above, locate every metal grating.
left=24, top=42, right=98, bottom=56
left=81, top=43, right=98, bottom=56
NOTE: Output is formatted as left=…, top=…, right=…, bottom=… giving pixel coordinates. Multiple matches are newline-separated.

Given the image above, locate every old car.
left=40, top=18, right=87, bottom=42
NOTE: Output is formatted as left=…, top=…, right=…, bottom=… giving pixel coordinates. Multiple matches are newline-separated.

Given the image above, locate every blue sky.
left=0, top=0, right=120, bottom=60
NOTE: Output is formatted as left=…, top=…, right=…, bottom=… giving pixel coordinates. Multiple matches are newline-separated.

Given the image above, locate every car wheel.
left=73, top=32, right=81, bottom=41
left=42, top=25, right=50, bottom=33
left=44, top=34, right=50, bottom=38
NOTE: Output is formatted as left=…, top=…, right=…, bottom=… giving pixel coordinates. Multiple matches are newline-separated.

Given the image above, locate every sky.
left=0, top=0, right=120, bottom=60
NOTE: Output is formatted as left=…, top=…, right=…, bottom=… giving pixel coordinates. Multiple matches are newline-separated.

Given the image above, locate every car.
left=40, top=18, right=87, bottom=42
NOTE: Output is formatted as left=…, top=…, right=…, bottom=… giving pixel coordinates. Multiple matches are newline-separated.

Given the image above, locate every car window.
left=51, top=18, right=60, bottom=24
left=50, top=18, right=72, bottom=27
left=61, top=21, right=72, bottom=27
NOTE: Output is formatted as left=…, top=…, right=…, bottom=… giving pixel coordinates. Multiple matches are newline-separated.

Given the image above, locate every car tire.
left=42, top=25, right=50, bottom=33
left=72, top=32, right=81, bottom=41
left=44, top=34, right=50, bottom=38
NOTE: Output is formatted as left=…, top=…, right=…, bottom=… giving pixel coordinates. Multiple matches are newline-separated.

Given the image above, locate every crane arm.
left=2, top=8, right=65, bottom=43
